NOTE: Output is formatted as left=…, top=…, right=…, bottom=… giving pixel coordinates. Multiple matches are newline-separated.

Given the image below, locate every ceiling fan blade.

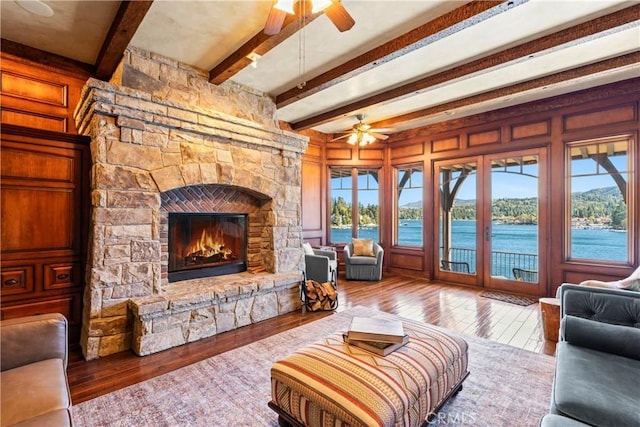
left=369, top=128, right=394, bottom=133
left=324, top=1, right=355, bottom=32
left=370, top=132, right=389, bottom=140
left=264, top=7, right=287, bottom=35
left=330, top=134, right=352, bottom=142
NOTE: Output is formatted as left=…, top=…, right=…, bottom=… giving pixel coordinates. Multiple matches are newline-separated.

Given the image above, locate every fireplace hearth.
left=168, top=213, right=247, bottom=282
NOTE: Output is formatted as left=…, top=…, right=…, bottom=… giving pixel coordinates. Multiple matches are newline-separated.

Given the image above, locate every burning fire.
left=185, top=228, right=233, bottom=260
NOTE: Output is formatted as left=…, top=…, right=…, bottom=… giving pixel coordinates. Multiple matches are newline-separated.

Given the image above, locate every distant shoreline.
left=331, top=219, right=627, bottom=232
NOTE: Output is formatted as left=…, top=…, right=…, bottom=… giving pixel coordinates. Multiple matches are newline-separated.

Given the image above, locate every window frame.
left=564, top=135, right=635, bottom=265
left=328, top=167, right=381, bottom=244
left=393, top=164, right=424, bottom=248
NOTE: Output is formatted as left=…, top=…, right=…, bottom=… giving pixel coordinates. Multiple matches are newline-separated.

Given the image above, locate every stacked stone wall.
left=74, top=49, right=308, bottom=359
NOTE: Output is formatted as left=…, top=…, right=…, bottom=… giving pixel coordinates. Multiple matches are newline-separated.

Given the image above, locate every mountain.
left=401, top=201, right=422, bottom=209
left=571, top=186, right=622, bottom=202
left=398, top=186, right=625, bottom=228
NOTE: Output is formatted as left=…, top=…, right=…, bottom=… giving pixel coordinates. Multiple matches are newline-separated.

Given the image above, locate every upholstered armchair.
left=343, top=239, right=384, bottom=281
left=303, top=243, right=338, bottom=284
left=1, top=313, right=73, bottom=426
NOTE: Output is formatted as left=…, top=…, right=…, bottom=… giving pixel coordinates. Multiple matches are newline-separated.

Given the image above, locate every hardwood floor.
left=67, top=273, right=556, bottom=404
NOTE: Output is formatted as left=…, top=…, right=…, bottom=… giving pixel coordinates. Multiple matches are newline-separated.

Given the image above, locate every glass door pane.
left=489, top=155, right=539, bottom=283
left=330, top=169, right=352, bottom=243
left=438, top=162, right=478, bottom=277
left=357, top=169, right=379, bottom=241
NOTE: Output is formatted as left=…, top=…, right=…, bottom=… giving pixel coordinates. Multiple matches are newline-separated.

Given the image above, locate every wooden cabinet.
left=1, top=125, right=90, bottom=344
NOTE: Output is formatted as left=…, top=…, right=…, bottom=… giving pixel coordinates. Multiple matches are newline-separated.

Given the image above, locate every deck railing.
left=440, top=247, right=539, bottom=282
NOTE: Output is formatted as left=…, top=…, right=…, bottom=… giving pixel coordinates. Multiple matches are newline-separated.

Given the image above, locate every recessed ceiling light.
left=15, top=0, right=54, bottom=17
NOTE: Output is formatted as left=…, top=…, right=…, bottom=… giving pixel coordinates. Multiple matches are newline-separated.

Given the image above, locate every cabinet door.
left=1, top=138, right=83, bottom=256
left=0, top=127, right=89, bottom=344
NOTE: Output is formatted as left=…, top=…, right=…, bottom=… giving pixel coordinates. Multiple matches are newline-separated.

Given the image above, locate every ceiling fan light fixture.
left=345, top=131, right=376, bottom=146
left=361, top=133, right=376, bottom=146
left=273, top=0, right=295, bottom=14
left=312, top=0, right=333, bottom=13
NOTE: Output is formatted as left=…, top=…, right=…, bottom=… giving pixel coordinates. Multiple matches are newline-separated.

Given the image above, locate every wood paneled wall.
left=0, top=52, right=91, bottom=344
left=298, top=129, right=330, bottom=247
left=301, top=78, right=640, bottom=296
left=0, top=53, right=90, bottom=133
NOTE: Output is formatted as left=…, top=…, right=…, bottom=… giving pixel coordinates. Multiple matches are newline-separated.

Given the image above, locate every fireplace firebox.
left=168, top=213, right=248, bottom=282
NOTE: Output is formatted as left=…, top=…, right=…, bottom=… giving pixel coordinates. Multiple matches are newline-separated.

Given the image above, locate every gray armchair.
left=304, top=244, right=337, bottom=285
left=343, top=241, right=384, bottom=281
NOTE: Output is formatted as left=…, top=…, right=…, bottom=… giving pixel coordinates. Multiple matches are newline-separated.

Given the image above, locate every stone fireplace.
left=74, top=47, right=308, bottom=359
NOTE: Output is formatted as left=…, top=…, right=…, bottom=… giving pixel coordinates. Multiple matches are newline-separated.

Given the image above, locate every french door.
left=435, top=148, right=547, bottom=296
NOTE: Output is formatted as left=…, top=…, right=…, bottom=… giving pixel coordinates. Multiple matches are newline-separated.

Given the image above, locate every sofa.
left=343, top=240, right=384, bottom=281
left=1, top=313, right=73, bottom=427
left=541, top=284, right=640, bottom=427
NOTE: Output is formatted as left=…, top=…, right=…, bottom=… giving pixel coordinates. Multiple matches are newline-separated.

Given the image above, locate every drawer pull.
left=4, top=279, right=18, bottom=285
left=56, top=273, right=70, bottom=280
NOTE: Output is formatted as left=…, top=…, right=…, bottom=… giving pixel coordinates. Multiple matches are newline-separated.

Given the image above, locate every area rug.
left=479, top=291, right=538, bottom=306
left=72, top=306, right=555, bottom=427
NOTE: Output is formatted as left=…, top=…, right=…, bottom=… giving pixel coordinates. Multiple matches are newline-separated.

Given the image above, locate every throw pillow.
left=578, top=279, right=625, bottom=289
left=579, top=266, right=640, bottom=291
left=352, top=238, right=375, bottom=256
left=302, top=242, right=315, bottom=255
left=620, top=265, right=640, bottom=291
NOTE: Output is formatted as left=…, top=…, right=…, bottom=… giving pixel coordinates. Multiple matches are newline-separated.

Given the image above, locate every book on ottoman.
left=343, top=332, right=409, bottom=356
left=347, top=316, right=405, bottom=343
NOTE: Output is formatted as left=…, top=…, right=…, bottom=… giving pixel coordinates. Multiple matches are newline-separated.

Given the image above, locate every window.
left=567, top=137, right=632, bottom=263
left=330, top=169, right=352, bottom=243
left=330, top=168, right=380, bottom=243
left=395, top=166, right=423, bottom=246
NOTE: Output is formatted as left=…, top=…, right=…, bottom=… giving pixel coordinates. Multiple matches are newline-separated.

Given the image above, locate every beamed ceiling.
left=1, top=0, right=638, bottom=138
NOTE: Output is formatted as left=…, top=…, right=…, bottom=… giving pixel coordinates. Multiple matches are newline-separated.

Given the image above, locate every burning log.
left=184, top=228, right=234, bottom=266
left=304, top=280, right=338, bottom=311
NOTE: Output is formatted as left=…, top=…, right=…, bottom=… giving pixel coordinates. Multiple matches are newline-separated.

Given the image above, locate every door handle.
left=485, top=226, right=490, bottom=242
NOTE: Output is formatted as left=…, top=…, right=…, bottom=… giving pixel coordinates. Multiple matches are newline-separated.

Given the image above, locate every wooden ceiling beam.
left=276, top=0, right=515, bottom=109
left=208, top=11, right=323, bottom=85
left=390, top=78, right=640, bottom=139
left=371, top=52, right=640, bottom=131
left=291, top=4, right=640, bottom=131
left=95, top=0, right=154, bottom=81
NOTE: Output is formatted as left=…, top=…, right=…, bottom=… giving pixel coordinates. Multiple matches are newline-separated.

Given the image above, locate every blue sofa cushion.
left=562, top=315, right=640, bottom=360
left=553, top=342, right=640, bottom=427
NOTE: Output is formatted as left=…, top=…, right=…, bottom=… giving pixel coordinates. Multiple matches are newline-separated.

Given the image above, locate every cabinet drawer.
left=0, top=296, right=78, bottom=323
left=44, top=263, right=79, bottom=290
left=1, top=266, right=34, bottom=296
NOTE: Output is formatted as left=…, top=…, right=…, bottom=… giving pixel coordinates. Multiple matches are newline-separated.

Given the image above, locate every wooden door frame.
left=434, top=147, right=549, bottom=296
left=433, top=155, right=483, bottom=287
left=481, top=147, right=549, bottom=296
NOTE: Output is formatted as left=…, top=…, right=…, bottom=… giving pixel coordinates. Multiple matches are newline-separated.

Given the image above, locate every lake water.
left=332, top=219, right=628, bottom=262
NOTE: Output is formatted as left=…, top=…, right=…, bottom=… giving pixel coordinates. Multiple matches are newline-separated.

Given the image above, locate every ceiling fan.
left=331, top=114, right=392, bottom=146
left=264, top=0, right=355, bottom=35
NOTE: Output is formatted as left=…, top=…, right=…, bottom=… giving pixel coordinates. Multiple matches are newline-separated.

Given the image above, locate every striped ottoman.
left=269, top=317, right=469, bottom=427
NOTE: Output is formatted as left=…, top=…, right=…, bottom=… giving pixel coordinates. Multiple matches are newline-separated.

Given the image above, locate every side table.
left=539, top=297, right=561, bottom=342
